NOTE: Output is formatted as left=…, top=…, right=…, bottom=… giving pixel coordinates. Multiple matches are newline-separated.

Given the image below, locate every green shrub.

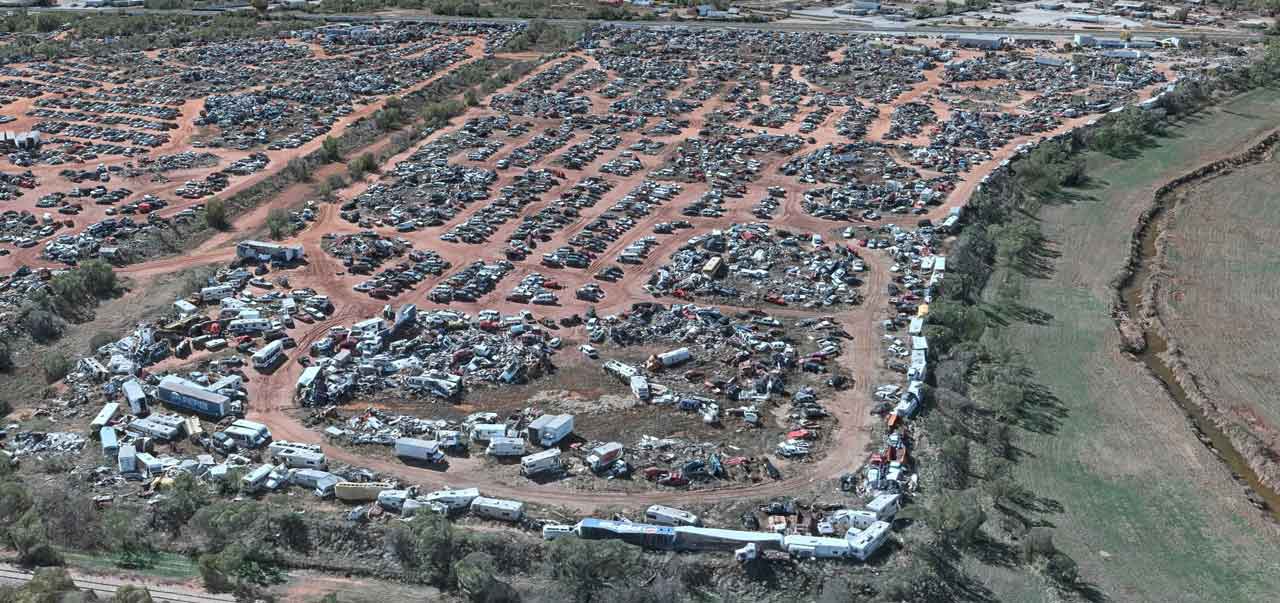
left=41, top=352, right=73, bottom=384
left=204, top=198, right=229, bottom=230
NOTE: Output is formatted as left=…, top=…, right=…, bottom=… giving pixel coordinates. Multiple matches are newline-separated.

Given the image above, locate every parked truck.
left=526, top=414, right=574, bottom=447
left=586, top=442, right=624, bottom=472
left=394, top=437, right=446, bottom=464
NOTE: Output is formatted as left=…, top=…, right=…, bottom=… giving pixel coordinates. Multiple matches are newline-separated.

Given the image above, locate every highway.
left=26, top=5, right=1265, bottom=42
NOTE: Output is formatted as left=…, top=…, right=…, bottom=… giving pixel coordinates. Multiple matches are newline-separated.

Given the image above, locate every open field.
left=978, top=88, right=1280, bottom=602
left=1155, top=149, right=1280, bottom=475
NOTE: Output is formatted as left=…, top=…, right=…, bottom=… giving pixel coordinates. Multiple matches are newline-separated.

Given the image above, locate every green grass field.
left=1157, top=151, right=1280, bottom=435
left=976, top=88, right=1280, bottom=601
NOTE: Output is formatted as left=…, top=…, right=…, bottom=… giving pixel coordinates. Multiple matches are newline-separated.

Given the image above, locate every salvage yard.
left=0, top=15, right=1258, bottom=597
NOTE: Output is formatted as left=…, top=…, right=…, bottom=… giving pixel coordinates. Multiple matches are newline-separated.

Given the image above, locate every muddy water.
left=1121, top=190, right=1280, bottom=520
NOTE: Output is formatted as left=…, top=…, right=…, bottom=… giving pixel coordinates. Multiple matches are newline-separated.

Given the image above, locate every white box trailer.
left=784, top=535, right=856, bottom=559
left=289, top=468, right=340, bottom=497
left=91, top=402, right=120, bottom=432
left=630, top=375, right=650, bottom=401
left=127, top=414, right=185, bottom=441
left=866, top=493, right=901, bottom=521
left=99, top=427, right=119, bottom=457
left=657, top=347, right=692, bottom=367
left=422, top=487, right=480, bottom=512
left=645, top=505, right=702, bottom=527
left=241, top=464, right=274, bottom=493
left=394, top=437, right=446, bottom=463
left=487, top=436, right=525, bottom=457
left=832, top=509, right=879, bottom=530
left=272, top=446, right=327, bottom=470
left=118, top=444, right=138, bottom=473
left=541, top=524, right=575, bottom=541
left=846, top=521, right=892, bottom=561
left=122, top=379, right=147, bottom=415
left=470, top=423, right=509, bottom=443
left=227, top=318, right=272, bottom=335
left=470, top=496, right=524, bottom=522
left=200, top=285, right=236, bottom=303
left=526, top=414, right=574, bottom=447
left=520, top=449, right=562, bottom=477
left=135, top=452, right=162, bottom=476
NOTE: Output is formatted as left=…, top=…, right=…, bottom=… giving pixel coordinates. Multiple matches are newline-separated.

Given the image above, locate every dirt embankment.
left=1111, top=128, right=1280, bottom=500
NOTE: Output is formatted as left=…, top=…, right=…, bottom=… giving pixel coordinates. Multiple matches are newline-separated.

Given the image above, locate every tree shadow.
left=1014, top=380, right=1067, bottom=436
left=971, top=532, right=1021, bottom=568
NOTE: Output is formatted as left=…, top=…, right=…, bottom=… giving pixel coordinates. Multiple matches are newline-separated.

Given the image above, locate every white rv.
left=520, top=449, right=562, bottom=477
left=645, top=504, right=701, bottom=527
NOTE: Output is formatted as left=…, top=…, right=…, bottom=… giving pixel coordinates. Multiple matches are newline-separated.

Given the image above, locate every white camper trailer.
left=520, top=449, right=562, bottom=477
left=470, top=497, right=525, bottom=522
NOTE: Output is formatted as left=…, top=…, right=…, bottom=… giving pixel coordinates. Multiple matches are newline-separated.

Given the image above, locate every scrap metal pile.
left=645, top=222, right=865, bottom=308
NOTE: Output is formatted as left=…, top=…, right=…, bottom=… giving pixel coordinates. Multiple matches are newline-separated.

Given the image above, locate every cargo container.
left=394, top=437, right=446, bottom=463
left=236, top=240, right=304, bottom=262
left=657, top=347, right=692, bottom=367
left=470, top=496, right=524, bottom=522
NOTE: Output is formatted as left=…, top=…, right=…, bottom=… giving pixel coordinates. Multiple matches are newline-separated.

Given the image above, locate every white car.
left=579, top=344, right=598, bottom=358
